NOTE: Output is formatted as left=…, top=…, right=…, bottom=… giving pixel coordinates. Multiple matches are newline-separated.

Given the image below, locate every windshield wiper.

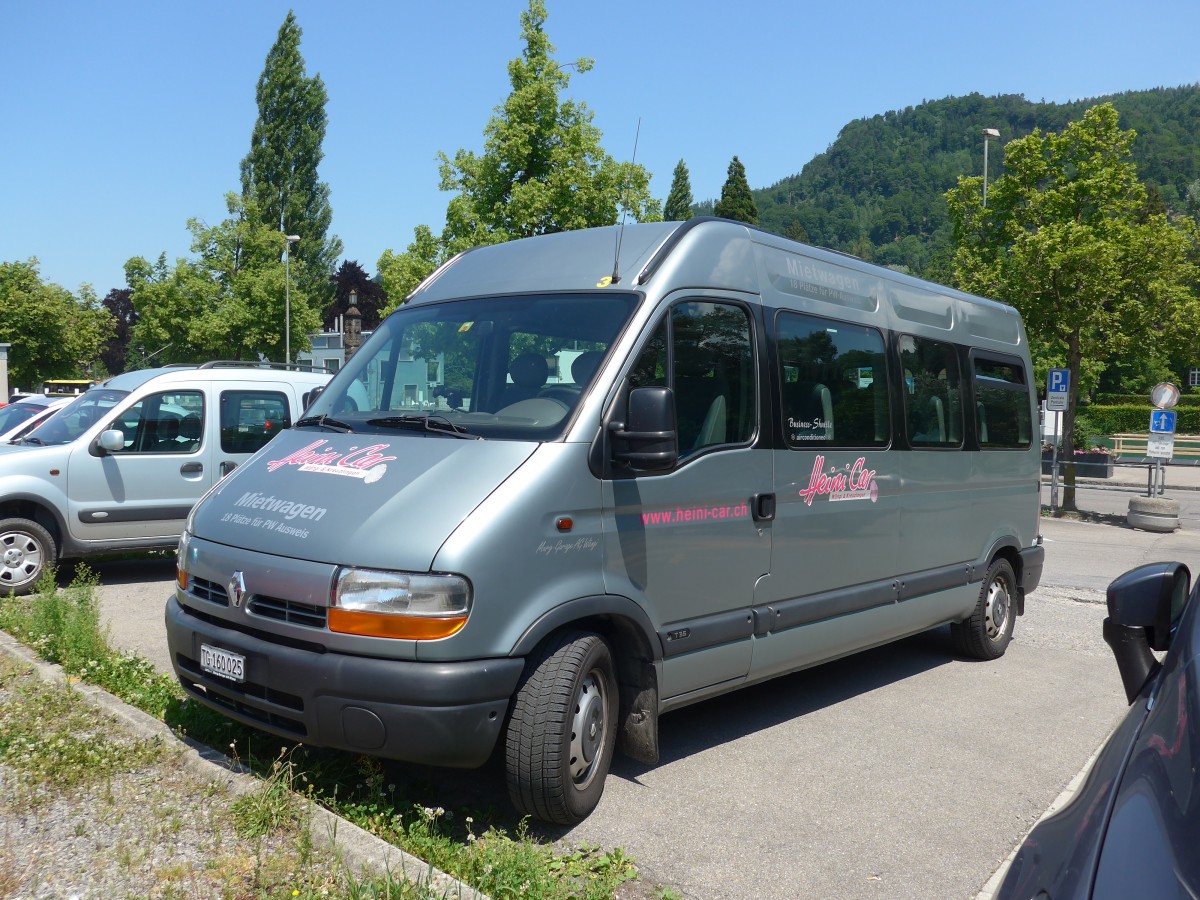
left=295, top=414, right=354, bottom=433
left=366, top=414, right=480, bottom=440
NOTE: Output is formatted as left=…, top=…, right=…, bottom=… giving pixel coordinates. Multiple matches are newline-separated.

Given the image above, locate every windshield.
left=21, top=390, right=128, bottom=445
left=302, top=292, right=640, bottom=440
left=0, top=401, right=49, bottom=435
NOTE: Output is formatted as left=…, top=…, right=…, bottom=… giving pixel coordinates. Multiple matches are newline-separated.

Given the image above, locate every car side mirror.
left=1103, top=562, right=1189, bottom=703
left=610, top=386, right=678, bottom=471
left=98, top=429, right=124, bottom=452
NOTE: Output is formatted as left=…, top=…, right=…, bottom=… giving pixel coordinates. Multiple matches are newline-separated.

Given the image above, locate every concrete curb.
left=0, top=629, right=488, bottom=900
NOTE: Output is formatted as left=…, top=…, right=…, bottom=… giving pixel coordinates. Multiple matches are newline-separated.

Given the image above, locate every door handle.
left=220, top=461, right=238, bottom=476
left=180, top=462, right=203, bottom=476
left=752, top=492, right=776, bottom=522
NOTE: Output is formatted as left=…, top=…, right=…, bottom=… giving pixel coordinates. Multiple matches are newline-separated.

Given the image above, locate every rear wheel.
left=505, top=631, right=618, bottom=825
left=951, top=558, right=1017, bottom=660
left=0, top=518, right=56, bottom=596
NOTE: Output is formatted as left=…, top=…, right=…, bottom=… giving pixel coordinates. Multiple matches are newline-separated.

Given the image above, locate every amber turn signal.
left=328, top=609, right=468, bottom=640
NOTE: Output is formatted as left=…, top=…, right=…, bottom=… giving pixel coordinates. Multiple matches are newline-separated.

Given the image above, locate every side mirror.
left=1103, top=562, right=1189, bottom=703
left=1107, top=561, right=1187, bottom=651
left=98, top=429, right=124, bottom=452
left=611, top=386, right=678, bottom=471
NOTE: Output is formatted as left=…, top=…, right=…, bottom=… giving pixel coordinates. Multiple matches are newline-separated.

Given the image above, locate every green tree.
left=127, top=195, right=321, bottom=364
left=663, top=159, right=694, bottom=221
left=714, top=156, right=758, bottom=225
left=0, top=260, right=113, bottom=388
left=240, top=11, right=342, bottom=310
left=946, top=103, right=1200, bottom=511
left=377, top=0, right=661, bottom=308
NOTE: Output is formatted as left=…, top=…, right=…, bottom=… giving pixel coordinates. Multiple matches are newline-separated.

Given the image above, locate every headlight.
left=330, top=568, right=472, bottom=640
left=176, top=530, right=191, bottom=591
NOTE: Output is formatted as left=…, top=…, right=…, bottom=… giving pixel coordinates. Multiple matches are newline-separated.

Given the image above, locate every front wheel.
left=951, top=558, right=1017, bottom=660
left=0, top=517, right=56, bottom=596
left=505, top=631, right=618, bottom=825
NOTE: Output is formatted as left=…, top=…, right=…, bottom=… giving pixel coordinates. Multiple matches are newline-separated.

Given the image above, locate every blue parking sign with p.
left=1047, top=368, right=1070, bottom=411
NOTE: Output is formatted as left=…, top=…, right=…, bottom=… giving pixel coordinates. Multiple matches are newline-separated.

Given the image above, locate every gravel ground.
left=0, top=654, right=346, bottom=899
left=1, top=759, right=343, bottom=898
left=0, top=635, right=487, bottom=900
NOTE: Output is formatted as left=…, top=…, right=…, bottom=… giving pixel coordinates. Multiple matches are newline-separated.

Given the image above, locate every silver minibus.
left=167, top=218, right=1043, bottom=823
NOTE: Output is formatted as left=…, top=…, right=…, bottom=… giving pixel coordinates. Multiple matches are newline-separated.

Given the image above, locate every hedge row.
left=1076, top=405, right=1200, bottom=436
left=1093, top=393, right=1200, bottom=406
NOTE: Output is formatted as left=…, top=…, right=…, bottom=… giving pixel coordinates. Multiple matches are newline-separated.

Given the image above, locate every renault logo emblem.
left=226, top=571, right=246, bottom=608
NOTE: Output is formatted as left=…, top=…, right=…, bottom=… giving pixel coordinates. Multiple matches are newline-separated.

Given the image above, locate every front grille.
left=178, top=603, right=328, bottom=655
left=176, top=654, right=307, bottom=732
left=188, top=575, right=228, bottom=607
left=248, top=595, right=327, bottom=630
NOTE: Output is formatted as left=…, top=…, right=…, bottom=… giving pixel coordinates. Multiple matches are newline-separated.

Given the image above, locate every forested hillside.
left=743, top=86, right=1200, bottom=279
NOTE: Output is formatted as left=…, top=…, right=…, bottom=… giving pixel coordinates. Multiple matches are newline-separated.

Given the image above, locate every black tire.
left=0, top=517, right=56, bottom=596
left=505, top=631, right=618, bottom=825
left=951, top=558, right=1017, bottom=660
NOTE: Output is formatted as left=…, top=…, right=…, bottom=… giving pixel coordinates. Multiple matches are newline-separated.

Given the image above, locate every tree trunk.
left=1059, top=331, right=1084, bottom=513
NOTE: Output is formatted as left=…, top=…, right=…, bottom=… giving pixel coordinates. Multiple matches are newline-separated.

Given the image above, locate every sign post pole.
left=1047, top=369, right=1070, bottom=514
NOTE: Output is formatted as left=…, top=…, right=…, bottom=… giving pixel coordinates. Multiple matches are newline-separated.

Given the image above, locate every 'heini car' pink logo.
left=798, top=455, right=878, bottom=506
left=266, top=439, right=397, bottom=484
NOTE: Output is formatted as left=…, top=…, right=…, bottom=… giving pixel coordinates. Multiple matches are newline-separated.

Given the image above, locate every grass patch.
left=0, top=566, right=655, bottom=899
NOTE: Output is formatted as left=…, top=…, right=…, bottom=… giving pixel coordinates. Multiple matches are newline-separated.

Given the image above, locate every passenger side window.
left=106, top=391, right=204, bottom=454
left=900, top=335, right=962, bottom=448
left=220, top=391, right=290, bottom=454
left=973, top=355, right=1033, bottom=449
left=672, top=302, right=755, bottom=454
left=777, top=312, right=889, bottom=448
left=629, top=303, right=755, bottom=456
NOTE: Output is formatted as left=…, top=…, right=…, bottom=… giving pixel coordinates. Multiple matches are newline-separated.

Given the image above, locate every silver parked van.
left=167, top=219, right=1044, bottom=824
left=0, top=362, right=330, bottom=594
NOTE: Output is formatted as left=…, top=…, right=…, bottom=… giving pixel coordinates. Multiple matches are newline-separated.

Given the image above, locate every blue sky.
left=3, top=0, right=1198, bottom=297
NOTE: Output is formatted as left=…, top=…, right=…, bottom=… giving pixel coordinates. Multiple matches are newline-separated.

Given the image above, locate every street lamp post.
left=344, top=288, right=363, bottom=362
left=283, top=234, right=300, bottom=364
left=982, top=128, right=1000, bottom=207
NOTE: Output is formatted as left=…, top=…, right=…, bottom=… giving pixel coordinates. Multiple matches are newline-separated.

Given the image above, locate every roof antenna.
left=610, top=118, right=642, bottom=285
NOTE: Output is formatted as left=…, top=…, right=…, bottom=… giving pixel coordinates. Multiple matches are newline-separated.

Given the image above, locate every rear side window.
left=974, top=355, right=1033, bottom=449
left=777, top=312, right=889, bottom=448
left=901, top=334, right=962, bottom=448
left=220, top=391, right=290, bottom=454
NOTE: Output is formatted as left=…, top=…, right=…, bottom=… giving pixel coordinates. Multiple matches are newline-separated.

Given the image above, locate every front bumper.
left=165, top=595, right=524, bottom=767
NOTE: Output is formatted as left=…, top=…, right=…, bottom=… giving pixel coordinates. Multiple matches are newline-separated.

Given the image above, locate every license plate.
left=200, top=643, right=245, bottom=683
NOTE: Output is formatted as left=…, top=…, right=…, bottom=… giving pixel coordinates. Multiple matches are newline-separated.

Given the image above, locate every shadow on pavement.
left=62, top=552, right=176, bottom=586
left=620, top=626, right=957, bottom=774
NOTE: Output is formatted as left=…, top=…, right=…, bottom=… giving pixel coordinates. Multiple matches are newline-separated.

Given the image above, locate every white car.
left=0, top=396, right=71, bottom=443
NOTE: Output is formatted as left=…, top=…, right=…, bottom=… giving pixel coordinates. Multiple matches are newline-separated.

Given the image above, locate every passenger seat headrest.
left=571, top=350, right=604, bottom=385
left=510, top=352, right=549, bottom=389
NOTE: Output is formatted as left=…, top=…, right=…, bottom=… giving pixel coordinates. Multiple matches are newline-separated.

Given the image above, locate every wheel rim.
left=0, top=529, right=43, bottom=587
left=568, top=667, right=609, bottom=790
left=984, top=573, right=1011, bottom=641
